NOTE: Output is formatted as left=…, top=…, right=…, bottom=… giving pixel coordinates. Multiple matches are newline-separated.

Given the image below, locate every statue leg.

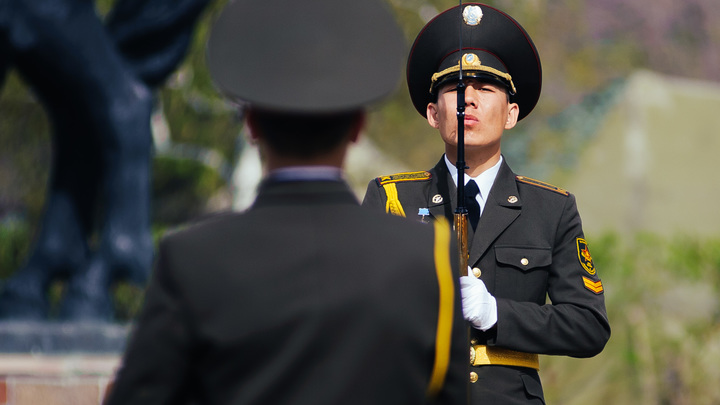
left=0, top=0, right=153, bottom=320
left=58, top=86, right=154, bottom=321
left=0, top=2, right=102, bottom=319
left=2, top=0, right=211, bottom=320
left=55, top=37, right=155, bottom=321
left=59, top=0, right=212, bottom=320
left=0, top=188, right=92, bottom=319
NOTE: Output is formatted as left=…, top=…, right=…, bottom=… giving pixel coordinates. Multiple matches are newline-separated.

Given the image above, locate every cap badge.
left=463, top=53, right=482, bottom=69
left=463, top=5, right=483, bottom=26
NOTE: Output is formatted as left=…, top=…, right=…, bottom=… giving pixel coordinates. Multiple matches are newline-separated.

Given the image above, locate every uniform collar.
left=443, top=154, right=503, bottom=209
left=266, top=166, right=344, bottom=182
left=254, top=178, right=358, bottom=208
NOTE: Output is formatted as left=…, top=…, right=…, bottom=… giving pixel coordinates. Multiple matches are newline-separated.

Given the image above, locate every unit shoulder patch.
left=376, top=171, right=432, bottom=186
left=576, top=238, right=595, bottom=275
left=515, top=175, right=569, bottom=196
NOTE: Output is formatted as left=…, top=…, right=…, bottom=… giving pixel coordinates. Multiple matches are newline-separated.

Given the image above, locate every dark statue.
left=0, top=0, right=211, bottom=320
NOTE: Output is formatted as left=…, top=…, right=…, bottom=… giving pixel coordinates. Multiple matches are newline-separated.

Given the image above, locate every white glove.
left=460, top=274, right=497, bottom=331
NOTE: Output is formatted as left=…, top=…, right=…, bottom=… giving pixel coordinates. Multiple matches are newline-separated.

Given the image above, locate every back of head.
left=247, top=109, right=361, bottom=159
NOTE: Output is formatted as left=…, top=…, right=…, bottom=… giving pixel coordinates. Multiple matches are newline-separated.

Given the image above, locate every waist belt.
left=470, top=345, right=540, bottom=370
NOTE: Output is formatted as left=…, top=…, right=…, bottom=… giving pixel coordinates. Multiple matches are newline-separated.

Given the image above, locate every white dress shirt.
left=444, top=155, right=502, bottom=215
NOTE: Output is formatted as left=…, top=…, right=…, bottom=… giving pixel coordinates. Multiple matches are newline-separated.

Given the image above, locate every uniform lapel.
left=468, top=160, right=522, bottom=266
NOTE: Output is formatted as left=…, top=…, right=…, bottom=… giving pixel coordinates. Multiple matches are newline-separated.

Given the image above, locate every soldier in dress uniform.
left=105, top=1, right=468, bottom=404
left=363, top=3, right=611, bottom=404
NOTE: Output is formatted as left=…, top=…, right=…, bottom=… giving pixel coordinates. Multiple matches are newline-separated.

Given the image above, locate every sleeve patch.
left=583, top=276, right=604, bottom=294
left=516, top=175, right=569, bottom=196
left=376, top=171, right=432, bottom=186
left=576, top=238, right=595, bottom=275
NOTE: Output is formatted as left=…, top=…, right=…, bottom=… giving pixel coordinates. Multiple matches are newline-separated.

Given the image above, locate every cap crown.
left=207, top=0, right=405, bottom=113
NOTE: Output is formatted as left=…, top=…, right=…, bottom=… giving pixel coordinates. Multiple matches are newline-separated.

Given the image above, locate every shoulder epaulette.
left=375, top=171, right=432, bottom=186
left=516, top=175, right=569, bottom=196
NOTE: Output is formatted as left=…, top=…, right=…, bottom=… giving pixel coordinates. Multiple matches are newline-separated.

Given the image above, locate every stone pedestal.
left=0, top=322, right=128, bottom=405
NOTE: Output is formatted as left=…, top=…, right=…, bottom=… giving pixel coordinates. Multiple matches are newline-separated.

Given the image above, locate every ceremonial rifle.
left=453, top=4, right=472, bottom=401
left=454, top=1, right=469, bottom=278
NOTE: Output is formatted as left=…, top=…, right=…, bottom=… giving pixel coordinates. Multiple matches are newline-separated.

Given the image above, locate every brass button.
left=520, top=258, right=529, bottom=266
left=470, top=371, right=478, bottom=383
left=470, top=338, right=478, bottom=345
left=472, top=267, right=482, bottom=278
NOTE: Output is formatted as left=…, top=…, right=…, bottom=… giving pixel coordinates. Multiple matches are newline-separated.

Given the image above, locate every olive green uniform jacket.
left=107, top=179, right=468, bottom=405
left=363, top=157, right=610, bottom=404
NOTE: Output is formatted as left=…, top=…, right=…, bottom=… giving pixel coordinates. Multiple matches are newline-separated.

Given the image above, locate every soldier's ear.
left=504, top=102, right=519, bottom=130
left=426, top=103, right=440, bottom=129
left=245, top=108, right=264, bottom=142
left=246, top=110, right=257, bottom=138
left=348, top=112, right=366, bottom=144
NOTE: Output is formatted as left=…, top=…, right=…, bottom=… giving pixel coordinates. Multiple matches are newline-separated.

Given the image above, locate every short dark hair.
left=249, top=109, right=362, bottom=159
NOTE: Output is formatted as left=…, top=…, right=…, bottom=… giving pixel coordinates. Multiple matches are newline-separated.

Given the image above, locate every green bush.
left=152, top=156, right=226, bottom=226
left=542, top=233, right=720, bottom=405
left=0, top=219, right=32, bottom=279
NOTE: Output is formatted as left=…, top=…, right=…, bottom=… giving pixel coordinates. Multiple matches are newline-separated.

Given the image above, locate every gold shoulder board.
left=516, top=175, right=569, bottom=196
left=376, top=171, right=432, bottom=186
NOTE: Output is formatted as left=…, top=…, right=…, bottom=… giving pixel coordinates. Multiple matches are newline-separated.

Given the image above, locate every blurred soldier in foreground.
left=105, top=1, right=468, bottom=404
left=363, top=3, right=610, bottom=404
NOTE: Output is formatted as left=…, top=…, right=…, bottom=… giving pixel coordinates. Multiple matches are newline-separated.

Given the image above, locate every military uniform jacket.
left=363, top=157, right=611, bottom=404
left=107, top=179, right=468, bottom=405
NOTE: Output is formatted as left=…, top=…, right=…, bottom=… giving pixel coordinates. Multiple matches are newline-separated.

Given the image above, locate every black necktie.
left=465, top=180, right=480, bottom=230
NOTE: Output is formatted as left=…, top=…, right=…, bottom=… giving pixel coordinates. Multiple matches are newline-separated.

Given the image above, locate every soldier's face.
left=426, top=78, right=518, bottom=155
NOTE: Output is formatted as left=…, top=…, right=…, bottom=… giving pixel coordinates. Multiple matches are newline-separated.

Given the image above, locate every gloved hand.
left=460, top=273, right=497, bottom=331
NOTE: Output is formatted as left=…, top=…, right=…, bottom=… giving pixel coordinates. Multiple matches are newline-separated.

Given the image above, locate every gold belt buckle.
left=470, top=345, right=540, bottom=370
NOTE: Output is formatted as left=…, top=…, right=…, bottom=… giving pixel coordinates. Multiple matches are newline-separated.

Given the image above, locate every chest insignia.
left=418, top=208, right=430, bottom=223
left=432, top=194, right=443, bottom=204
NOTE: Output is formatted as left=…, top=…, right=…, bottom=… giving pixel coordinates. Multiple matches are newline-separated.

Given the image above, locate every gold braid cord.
left=382, top=183, right=407, bottom=217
